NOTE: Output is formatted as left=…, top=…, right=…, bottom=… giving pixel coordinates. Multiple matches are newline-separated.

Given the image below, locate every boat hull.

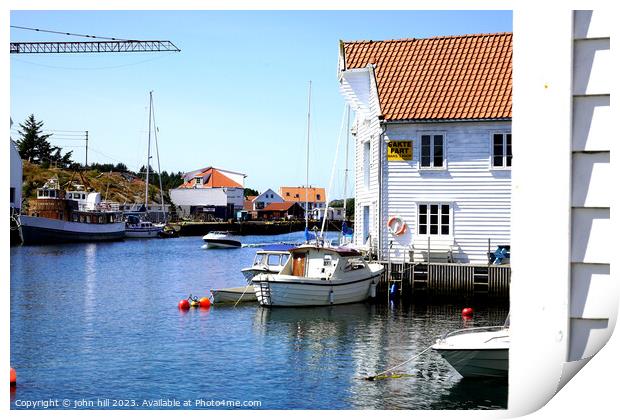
left=204, top=239, right=241, bottom=249
left=252, top=274, right=381, bottom=307
left=20, top=215, right=125, bottom=245
left=433, top=348, right=508, bottom=378
left=211, top=286, right=257, bottom=304
left=125, top=227, right=162, bottom=238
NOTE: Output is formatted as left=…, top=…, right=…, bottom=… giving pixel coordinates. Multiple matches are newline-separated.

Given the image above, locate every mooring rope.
left=364, top=344, right=434, bottom=381
left=233, top=284, right=254, bottom=308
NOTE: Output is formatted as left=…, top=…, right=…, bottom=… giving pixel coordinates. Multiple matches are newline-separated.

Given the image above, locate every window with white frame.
left=418, top=203, right=451, bottom=236
left=363, top=141, right=371, bottom=188
left=420, top=134, right=445, bottom=168
left=492, top=133, right=512, bottom=168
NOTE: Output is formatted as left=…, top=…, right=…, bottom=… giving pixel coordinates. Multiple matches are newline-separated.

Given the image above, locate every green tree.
left=244, top=188, right=259, bottom=198
left=16, top=114, right=73, bottom=167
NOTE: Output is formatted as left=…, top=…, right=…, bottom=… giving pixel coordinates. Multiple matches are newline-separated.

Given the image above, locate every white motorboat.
left=210, top=285, right=257, bottom=304
left=251, top=244, right=384, bottom=307
left=19, top=179, right=125, bottom=245
left=125, top=214, right=163, bottom=238
left=432, top=325, right=509, bottom=378
left=241, top=244, right=292, bottom=282
left=202, top=231, right=241, bottom=249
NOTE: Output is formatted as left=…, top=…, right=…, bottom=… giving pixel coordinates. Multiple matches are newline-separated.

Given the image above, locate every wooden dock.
left=375, top=261, right=510, bottom=302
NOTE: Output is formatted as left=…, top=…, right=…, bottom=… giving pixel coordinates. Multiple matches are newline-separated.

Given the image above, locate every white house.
left=169, top=166, right=246, bottom=220
left=311, top=207, right=345, bottom=222
left=339, top=33, right=512, bottom=263
left=251, top=188, right=284, bottom=210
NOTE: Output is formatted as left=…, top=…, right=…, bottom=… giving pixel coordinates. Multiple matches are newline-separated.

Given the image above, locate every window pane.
left=430, top=204, right=438, bottom=215
left=441, top=214, right=449, bottom=225
left=430, top=214, right=438, bottom=224
left=433, top=135, right=443, bottom=166
left=430, top=225, right=438, bottom=235
left=441, top=204, right=449, bottom=214
left=419, top=204, right=427, bottom=214
left=419, top=214, right=427, bottom=224
left=419, top=225, right=427, bottom=235
left=421, top=136, right=431, bottom=167
left=506, top=134, right=512, bottom=167
left=494, top=156, right=504, bottom=167
left=441, top=225, right=450, bottom=235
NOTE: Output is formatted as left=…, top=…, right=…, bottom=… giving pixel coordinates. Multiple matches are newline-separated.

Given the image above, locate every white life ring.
left=387, top=216, right=407, bottom=236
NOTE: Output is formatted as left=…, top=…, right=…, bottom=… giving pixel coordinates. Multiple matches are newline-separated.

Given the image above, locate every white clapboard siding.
left=341, top=68, right=383, bottom=249
left=383, top=121, right=511, bottom=263
left=568, top=10, right=613, bottom=364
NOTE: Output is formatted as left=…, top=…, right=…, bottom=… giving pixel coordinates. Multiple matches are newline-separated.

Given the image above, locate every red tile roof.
left=342, top=33, right=512, bottom=121
left=260, top=202, right=297, bottom=212
left=279, top=187, right=326, bottom=203
left=178, top=167, right=242, bottom=189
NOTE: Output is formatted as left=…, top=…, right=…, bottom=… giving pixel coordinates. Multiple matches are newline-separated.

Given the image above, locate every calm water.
left=10, top=232, right=509, bottom=410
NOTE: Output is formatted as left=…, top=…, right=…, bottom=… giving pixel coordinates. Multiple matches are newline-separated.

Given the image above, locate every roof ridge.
left=343, top=32, right=512, bottom=45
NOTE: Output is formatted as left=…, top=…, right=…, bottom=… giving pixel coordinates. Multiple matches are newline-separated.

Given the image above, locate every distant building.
left=256, top=202, right=305, bottom=220
left=249, top=188, right=284, bottom=210
left=339, top=33, right=512, bottom=262
left=169, top=166, right=246, bottom=220
left=312, top=206, right=345, bottom=222
left=279, top=186, right=326, bottom=216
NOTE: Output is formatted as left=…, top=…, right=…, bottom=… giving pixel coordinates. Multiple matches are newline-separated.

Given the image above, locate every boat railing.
left=440, top=325, right=507, bottom=340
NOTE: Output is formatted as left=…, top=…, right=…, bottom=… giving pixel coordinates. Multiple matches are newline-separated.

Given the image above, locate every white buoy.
left=370, top=283, right=377, bottom=298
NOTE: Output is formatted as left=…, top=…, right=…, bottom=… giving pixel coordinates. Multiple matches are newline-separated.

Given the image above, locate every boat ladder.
left=258, top=281, right=272, bottom=306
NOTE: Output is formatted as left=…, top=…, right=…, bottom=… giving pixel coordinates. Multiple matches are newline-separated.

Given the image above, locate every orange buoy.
left=462, top=307, right=474, bottom=318
left=199, top=297, right=211, bottom=309
left=10, top=367, right=16, bottom=385
left=178, top=299, right=190, bottom=311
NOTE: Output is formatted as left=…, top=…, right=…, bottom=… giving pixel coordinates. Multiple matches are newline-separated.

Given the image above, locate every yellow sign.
left=387, top=141, right=413, bottom=161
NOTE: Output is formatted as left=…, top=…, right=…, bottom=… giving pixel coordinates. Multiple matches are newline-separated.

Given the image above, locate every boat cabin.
left=281, top=246, right=366, bottom=279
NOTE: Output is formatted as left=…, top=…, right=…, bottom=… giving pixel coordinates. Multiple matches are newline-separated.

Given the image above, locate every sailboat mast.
left=151, top=92, right=166, bottom=223
left=305, top=80, right=311, bottom=230
left=145, top=91, right=153, bottom=216
left=343, top=105, right=350, bottom=221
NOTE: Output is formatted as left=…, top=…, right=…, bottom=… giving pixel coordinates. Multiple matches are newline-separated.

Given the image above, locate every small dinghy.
left=210, top=285, right=257, bottom=304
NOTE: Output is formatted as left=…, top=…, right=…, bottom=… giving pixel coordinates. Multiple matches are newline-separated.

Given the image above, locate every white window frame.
left=363, top=140, right=371, bottom=189
left=418, top=132, right=447, bottom=170
left=490, top=132, right=512, bottom=170
left=416, top=202, right=453, bottom=237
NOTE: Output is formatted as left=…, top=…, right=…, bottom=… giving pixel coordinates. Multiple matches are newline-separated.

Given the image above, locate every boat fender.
left=389, top=283, right=399, bottom=300
left=369, top=283, right=377, bottom=299
left=329, top=290, right=334, bottom=305
left=462, top=307, right=474, bottom=318
left=10, top=367, right=16, bottom=386
left=387, top=216, right=407, bottom=236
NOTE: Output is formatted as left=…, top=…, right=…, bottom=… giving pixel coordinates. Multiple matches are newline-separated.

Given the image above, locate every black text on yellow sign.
left=387, top=141, right=413, bottom=161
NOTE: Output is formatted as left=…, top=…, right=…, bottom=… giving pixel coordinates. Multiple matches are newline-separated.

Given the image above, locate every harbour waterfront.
left=10, top=232, right=508, bottom=410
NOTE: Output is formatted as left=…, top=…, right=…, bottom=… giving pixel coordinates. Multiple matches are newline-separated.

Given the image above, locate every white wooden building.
left=339, top=33, right=512, bottom=263
left=251, top=188, right=284, bottom=210
left=169, top=166, right=246, bottom=220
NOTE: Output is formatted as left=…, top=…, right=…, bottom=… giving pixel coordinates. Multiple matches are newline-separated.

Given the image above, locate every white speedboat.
left=432, top=325, right=509, bottom=378
left=241, top=244, right=292, bottom=282
left=210, top=285, right=257, bottom=304
left=202, top=231, right=241, bottom=248
left=124, top=215, right=163, bottom=238
left=251, top=244, right=384, bottom=307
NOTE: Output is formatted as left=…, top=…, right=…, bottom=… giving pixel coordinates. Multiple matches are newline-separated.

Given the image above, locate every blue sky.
left=10, top=10, right=512, bottom=198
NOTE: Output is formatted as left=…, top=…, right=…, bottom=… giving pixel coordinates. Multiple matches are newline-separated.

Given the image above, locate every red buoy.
left=178, top=299, right=190, bottom=311
left=199, top=297, right=211, bottom=309
left=10, top=367, right=16, bottom=385
left=462, top=307, right=474, bottom=318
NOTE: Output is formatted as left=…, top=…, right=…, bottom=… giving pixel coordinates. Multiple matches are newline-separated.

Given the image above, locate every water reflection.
left=11, top=235, right=508, bottom=410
